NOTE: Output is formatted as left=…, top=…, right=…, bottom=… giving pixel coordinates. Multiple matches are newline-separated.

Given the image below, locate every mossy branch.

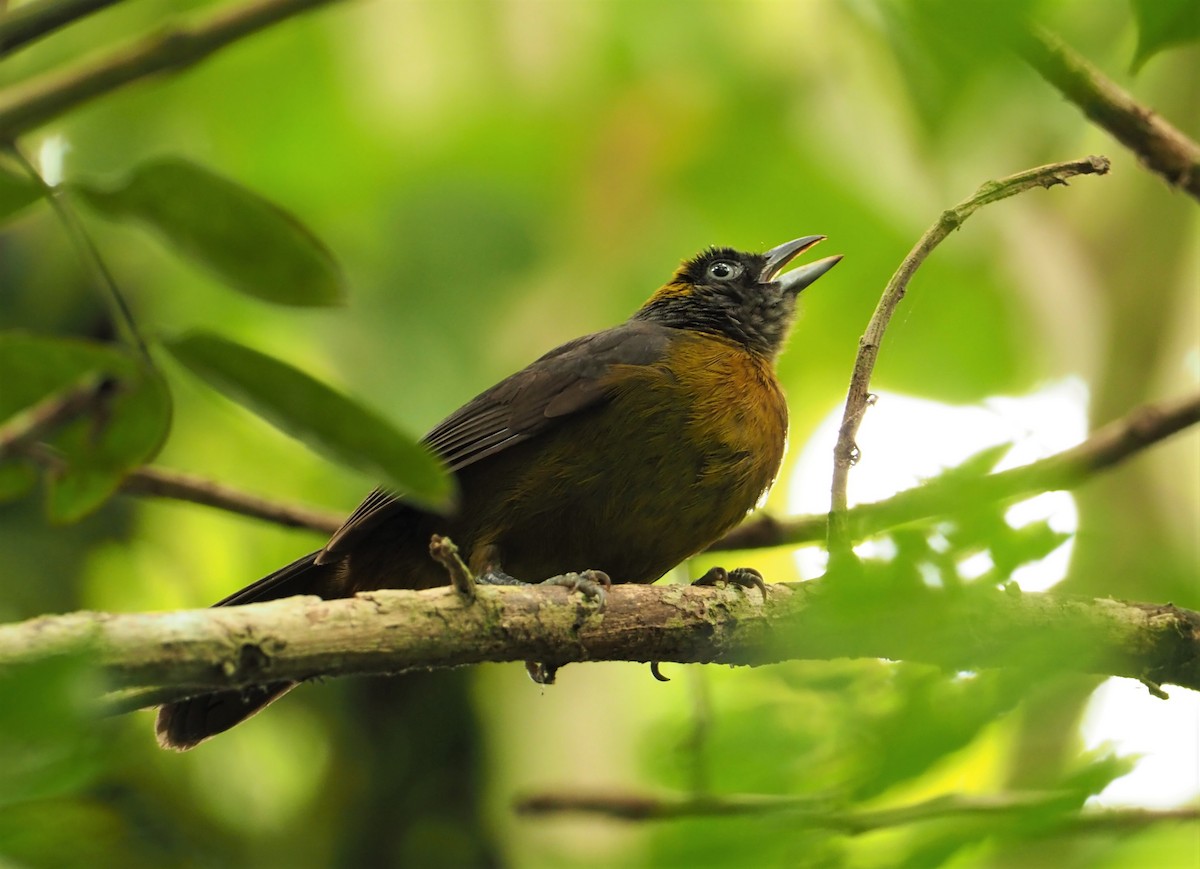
left=1, top=577, right=1196, bottom=710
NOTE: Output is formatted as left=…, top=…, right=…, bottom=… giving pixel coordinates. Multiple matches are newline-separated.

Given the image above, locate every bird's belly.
left=460, top=337, right=788, bottom=583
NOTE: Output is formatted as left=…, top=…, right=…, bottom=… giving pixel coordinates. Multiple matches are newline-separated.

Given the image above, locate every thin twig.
left=714, top=389, right=1200, bottom=552
left=7, top=143, right=151, bottom=362
left=119, top=465, right=342, bottom=533
left=1016, top=26, right=1200, bottom=201
left=0, top=372, right=114, bottom=459
left=0, top=0, right=121, bottom=56
left=827, top=156, right=1110, bottom=561
left=0, top=0, right=340, bottom=139
left=514, top=789, right=1200, bottom=833
left=516, top=791, right=831, bottom=820
left=430, top=534, right=475, bottom=601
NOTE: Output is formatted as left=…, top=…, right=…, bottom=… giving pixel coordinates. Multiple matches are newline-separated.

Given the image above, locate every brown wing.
left=317, top=321, right=671, bottom=561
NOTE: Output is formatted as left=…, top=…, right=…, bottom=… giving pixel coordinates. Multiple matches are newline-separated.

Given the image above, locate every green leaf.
left=163, top=331, right=454, bottom=510
left=0, top=462, right=36, bottom=503
left=0, top=652, right=107, bottom=808
left=0, top=333, right=172, bottom=522
left=0, top=164, right=39, bottom=223
left=1130, top=0, right=1200, bottom=73
left=71, top=157, right=347, bottom=307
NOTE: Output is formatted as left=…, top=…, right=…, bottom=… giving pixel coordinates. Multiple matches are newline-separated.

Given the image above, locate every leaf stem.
left=6, top=142, right=151, bottom=362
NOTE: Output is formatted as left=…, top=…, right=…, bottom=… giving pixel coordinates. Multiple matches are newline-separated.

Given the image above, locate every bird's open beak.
left=760, top=235, right=843, bottom=295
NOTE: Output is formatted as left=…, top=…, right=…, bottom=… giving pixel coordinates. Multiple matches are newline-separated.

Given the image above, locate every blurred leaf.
left=1130, top=0, right=1200, bottom=73
left=71, top=158, right=347, bottom=307
left=0, top=462, right=36, bottom=503
left=992, top=520, right=1071, bottom=575
left=0, top=799, right=135, bottom=869
left=0, top=165, right=39, bottom=223
left=0, top=652, right=107, bottom=808
left=939, top=442, right=1013, bottom=482
left=852, top=668, right=1025, bottom=799
left=1059, top=749, right=1137, bottom=802
left=880, top=0, right=1040, bottom=135
left=164, top=331, right=453, bottom=510
left=0, top=333, right=171, bottom=522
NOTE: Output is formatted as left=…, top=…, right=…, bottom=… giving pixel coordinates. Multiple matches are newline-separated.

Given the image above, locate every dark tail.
left=155, top=552, right=338, bottom=751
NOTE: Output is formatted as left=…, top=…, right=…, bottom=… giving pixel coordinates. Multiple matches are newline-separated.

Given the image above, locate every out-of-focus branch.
left=0, top=372, right=113, bottom=460
left=515, top=789, right=1200, bottom=832
left=827, top=156, right=1111, bottom=561
left=120, top=465, right=341, bottom=533
left=101, top=388, right=1198, bottom=548
left=0, top=0, right=120, bottom=56
left=0, top=0, right=340, bottom=139
left=1, top=577, right=1197, bottom=705
left=714, top=389, right=1200, bottom=552
left=1016, top=26, right=1200, bottom=201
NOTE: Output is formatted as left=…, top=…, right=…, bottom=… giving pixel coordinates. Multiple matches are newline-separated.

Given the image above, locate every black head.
left=632, top=236, right=841, bottom=359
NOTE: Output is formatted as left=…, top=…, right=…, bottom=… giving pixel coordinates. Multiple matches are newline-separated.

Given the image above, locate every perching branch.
left=714, top=389, right=1200, bottom=551
left=1016, top=27, right=1200, bottom=201
left=827, top=156, right=1111, bottom=560
left=0, top=0, right=120, bottom=56
left=0, top=0, right=341, bottom=139
left=2, top=577, right=1197, bottom=706
left=515, top=789, right=1200, bottom=833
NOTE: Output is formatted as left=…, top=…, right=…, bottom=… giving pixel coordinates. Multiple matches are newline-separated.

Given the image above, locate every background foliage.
left=0, top=0, right=1196, bottom=866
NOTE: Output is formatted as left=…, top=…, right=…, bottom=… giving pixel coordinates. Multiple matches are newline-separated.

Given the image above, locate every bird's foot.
left=477, top=569, right=610, bottom=687
left=542, top=569, right=611, bottom=607
left=479, top=568, right=611, bottom=608
left=477, top=568, right=527, bottom=587
left=692, top=566, right=767, bottom=597
left=525, top=661, right=559, bottom=685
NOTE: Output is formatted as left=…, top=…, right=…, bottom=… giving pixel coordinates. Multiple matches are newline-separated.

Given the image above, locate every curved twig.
left=827, top=156, right=1111, bottom=560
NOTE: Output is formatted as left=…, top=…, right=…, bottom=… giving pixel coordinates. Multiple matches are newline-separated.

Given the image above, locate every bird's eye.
left=707, top=260, right=741, bottom=281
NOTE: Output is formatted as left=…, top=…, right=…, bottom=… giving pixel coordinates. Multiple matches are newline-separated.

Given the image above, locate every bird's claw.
left=542, top=569, right=611, bottom=609
left=520, top=570, right=610, bottom=686
left=525, top=661, right=559, bottom=685
left=693, top=566, right=767, bottom=597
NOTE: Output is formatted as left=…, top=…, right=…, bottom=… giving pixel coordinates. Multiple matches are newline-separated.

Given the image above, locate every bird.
left=155, top=235, right=841, bottom=750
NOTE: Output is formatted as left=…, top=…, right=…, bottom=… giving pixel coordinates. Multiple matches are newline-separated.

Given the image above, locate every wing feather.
left=318, top=322, right=669, bottom=560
